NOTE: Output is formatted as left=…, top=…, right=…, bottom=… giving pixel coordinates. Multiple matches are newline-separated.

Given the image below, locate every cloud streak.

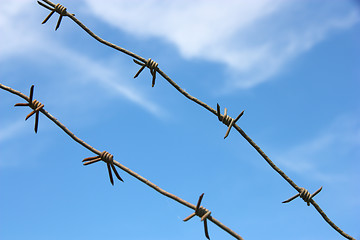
left=0, top=120, right=26, bottom=143
left=83, top=0, right=360, bottom=90
left=0, top=0, right=164, bottom=118
left=273, top=114, right=360, bottom=184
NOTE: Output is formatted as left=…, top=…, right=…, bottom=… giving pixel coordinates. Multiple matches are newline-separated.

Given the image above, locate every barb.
left=283, top=186, right=323, bottom=206
left=133, top=58, right=159, bottom=87
left=83, top=151, right=124, bottom=185
left=34, top=2, right=357, bottom=239
left=216, top=104, right=244, bottom=139
left=183, top=193, right=212, bottom=239
left=38, top=0, right=74, bottom=30
left=14, top=85, right=44, bottom=133
left=0, top=83, right=244, bottom=240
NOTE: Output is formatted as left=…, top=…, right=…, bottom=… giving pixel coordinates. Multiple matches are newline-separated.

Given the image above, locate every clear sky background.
left=0, top=0, right=359, bottom=240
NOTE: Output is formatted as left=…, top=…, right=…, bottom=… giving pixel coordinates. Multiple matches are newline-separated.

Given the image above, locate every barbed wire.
left=2, top=0, right=354, bottom=239
left=0, top=83, right=244, bottom=239
left=36, top=1, right=356, bottom=239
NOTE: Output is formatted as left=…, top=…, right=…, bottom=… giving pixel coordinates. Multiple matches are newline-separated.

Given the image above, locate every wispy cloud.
left=83, top=0, right=360, bottom=90
left=0, top=0, right=165, bottom=118
left=46, top=46, right=166, bottom=117
left=0, top=0, right=39, bottom=60
left=0, top=120, right=26, bottom=143
left=274, top=114, right=360, bottom=183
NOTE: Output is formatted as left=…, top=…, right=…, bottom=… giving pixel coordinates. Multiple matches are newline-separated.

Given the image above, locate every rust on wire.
left=14, top=85, right=44, bottom=133
left=183, top=193, right=212, bottom=239
left=20, top=1, right=357, bottom=239
left=283, top=186, right=323, bottom=206
left=217, top=104, right=244, bottom=139
left=83, top=151, right=123, bottom=185
left=1, top=83, right=244, bottom=240
left=37, top=0, right=74, bottom=30
left=133, top=58, right=159, bottom=87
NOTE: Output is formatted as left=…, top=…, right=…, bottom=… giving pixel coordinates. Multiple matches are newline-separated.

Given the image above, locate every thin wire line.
left=0, top=82, right=244, bottom=240
left=35, top=1, right=357, bottom=239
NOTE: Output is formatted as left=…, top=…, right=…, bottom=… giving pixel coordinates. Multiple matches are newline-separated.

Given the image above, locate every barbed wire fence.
left=0, top=0, right=356, bottom=239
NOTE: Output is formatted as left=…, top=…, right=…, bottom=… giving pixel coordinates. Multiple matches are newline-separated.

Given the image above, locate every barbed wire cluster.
left=0, top=0, right=356, bottom=239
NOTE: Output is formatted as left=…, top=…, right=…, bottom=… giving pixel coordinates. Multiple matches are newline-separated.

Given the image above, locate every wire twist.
left=183, top=193, right=212, bottom=239
left=283, top=186, right=323, bottom=206
left=14, top=85, right=44, bottom=133
left=133, top=58, right=159, bottom=87
left=217, top=104, right=244, bottom=139
left=32, top=2, right=357, bottom=238
left=82, top=151, right=124, bottom=185
left=38, top=0, right=74, bottom=30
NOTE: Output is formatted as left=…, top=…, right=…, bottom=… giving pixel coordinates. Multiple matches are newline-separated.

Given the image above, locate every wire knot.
left=133, top=58, right=159, bottom=87
left=29, top=99, right=43, bottom=110
left=82, top=151, right=124, bottom=185
left=38, top=0, right=74, bottom=30
left=100, top=151, right=114, bottom=164
left=217, top=103, right=244, bottom=139
left=54, top=3, right=67, bottom=15
left=14, top=85, right=44, bottom=133
left=283, top=186, right=323, bottom=206
left=183, top=193, right=212, bottom=239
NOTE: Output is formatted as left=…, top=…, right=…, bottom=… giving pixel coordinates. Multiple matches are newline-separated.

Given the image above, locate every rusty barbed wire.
left=183, top=193, right=212, bottom=239
left=14, top=85, right=44, bottom=133
left=133, top=58, right=159, bottom=87
left=83, top=151, right=124, bottom=185
left=216, top=103, right=244, bottom=139
left=36, top=1, right=357, bottom=239
left=37, top=0, right=74, bottom=30
left=283, top=186, right=323, bottom=206
left=0, top=83, right=244, bottom=240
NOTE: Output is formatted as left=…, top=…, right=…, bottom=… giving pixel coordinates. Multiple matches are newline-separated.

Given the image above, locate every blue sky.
left=0, top=0, right=359, bottom=239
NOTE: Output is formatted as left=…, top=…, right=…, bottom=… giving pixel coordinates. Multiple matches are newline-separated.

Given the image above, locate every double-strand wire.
left=36, top=1, right=356, bottom=239
left=0, top=83, right=244, bottom=240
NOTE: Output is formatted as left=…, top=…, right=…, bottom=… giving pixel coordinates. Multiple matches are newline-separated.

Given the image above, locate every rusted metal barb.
left=283, top=186, right=323, bottom=206
left=37, top=0, right=74, bottom=30
left=217, top=104, right=244, bottom=139
left=133, top=58, right=159, bottom=87
left=1, top=83, right=244, bottom=240
left=183, top=193, right=212, bottom=239
left=34, top=1, right=357, bottom=238
left=14, top=85, right=44, bottom=133
left=83, top=151, right=123, bottom=185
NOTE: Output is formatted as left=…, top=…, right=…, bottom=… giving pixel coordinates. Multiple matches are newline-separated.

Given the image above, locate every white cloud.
left=83, top=0, right=360, bottom=90
left=0, top=120, right=25, bottom=143
left=274, top=114, right=360, bottom=183
left=0, top=0, right=164, bottom=118
left=52, top=47, right=165, bottom=117
left=0, top=0, right=39, bottom=60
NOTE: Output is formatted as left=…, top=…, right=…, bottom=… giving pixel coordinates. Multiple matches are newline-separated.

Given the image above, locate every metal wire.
left=3, top=1, right=355, bottom=239
left=0, top=83, right=244, bottom=240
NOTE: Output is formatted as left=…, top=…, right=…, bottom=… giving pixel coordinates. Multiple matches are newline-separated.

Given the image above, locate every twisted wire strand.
left=83, top=151, right=124, bottom=185
left=183, top=193, right=212, bottom=239
left=35, top=1, right=356, bottom=239
left=14, top=85, right=44, bottom=133
left=0, top=83, right=244, bottom=240
left=38, top=1, right=72, bottom=30
left=133, top=58, right=159, bottom=87
left=217, top=104, right=244, bottom=139
left=283, top=187, right=323, bottom=206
